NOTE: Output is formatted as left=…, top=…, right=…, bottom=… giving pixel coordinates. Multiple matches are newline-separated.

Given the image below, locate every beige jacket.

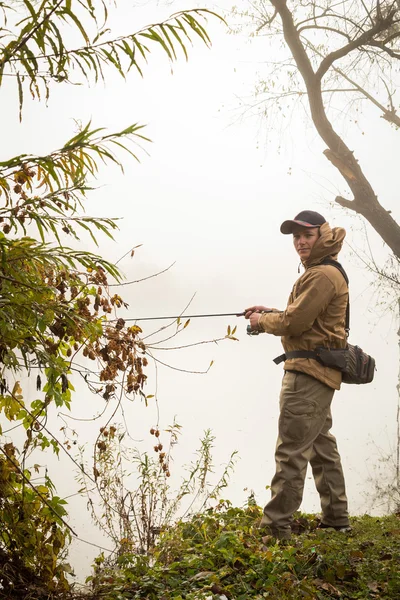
left=258, top=223, right=348, bottom=390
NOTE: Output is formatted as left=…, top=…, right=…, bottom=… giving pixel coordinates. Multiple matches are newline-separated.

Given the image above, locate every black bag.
left=313, top=344, right=375, bottom=385
left=273, top=259, right=376, bottom=385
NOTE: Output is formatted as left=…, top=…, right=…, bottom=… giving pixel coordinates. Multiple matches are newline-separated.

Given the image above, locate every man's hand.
left=243, top=305, right=272, bottom=319
left=249, top=311, right=262, bottom=331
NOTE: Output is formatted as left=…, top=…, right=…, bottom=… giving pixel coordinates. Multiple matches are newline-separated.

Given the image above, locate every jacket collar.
left=302, top=222, right=346, bottom=269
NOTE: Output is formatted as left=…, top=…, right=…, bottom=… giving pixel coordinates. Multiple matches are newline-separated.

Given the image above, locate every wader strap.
left=273, top=350, right=318, bottom=365
left=320, top=258, right=350, bottom=334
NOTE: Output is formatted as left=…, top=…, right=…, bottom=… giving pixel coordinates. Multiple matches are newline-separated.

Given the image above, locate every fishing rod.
left=123, top=312, right=245, bottom=322
left=112, top=310, right=271, bottom=335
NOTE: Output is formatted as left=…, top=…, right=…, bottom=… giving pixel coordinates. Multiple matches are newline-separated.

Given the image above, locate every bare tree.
left=234, top=0, right=400, bottom=260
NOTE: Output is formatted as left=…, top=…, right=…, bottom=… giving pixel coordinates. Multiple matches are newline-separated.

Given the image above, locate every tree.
left=233, top=1, right=400, bottom=264
left=0, top=1, right=222, bottom=593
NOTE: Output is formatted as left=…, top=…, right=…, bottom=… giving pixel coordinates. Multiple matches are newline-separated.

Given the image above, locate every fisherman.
left=244, top=210, right=351, bottom=540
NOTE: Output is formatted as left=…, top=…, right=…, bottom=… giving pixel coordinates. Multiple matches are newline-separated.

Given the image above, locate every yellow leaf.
left=12, top=381, right=23, bottom=397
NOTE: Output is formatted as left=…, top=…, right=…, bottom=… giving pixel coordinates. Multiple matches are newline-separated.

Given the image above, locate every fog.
left=1, top=0, right=399, bottom=583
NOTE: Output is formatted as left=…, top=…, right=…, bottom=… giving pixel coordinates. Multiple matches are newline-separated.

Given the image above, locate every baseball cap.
left=280, top=210, right=326, bottom=234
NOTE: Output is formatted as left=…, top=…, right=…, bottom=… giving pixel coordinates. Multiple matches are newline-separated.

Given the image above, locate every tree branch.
left=368, top=39, right=400, bottom=60
left=313, top=51, right=400, bottom=128
left=335, top=195, right=358, bottom=209
left=298, top=24, right=351, bottom=42
left=0, top=0, right=65, bottom=68
left=316, top=13, right=397, bottom=80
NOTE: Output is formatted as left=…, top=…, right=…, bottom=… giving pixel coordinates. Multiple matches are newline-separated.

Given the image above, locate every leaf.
left=36, top=485, right=49, bottom=496
left=314, top=579, right=342, bottom=597
left=17, top=73, right=23, bottom=122
left=183, top=319, right=190, bottom=329
left=12, top=381, right=23, bottom=397
left=367, top=582, right=381, bottom=592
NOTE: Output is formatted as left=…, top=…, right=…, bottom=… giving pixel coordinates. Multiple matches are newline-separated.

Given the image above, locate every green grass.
left=89, top=503, right=400, bottom=599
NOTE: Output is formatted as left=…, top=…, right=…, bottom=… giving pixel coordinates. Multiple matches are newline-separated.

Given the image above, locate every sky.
left=1, top=0, right=400, bottom=584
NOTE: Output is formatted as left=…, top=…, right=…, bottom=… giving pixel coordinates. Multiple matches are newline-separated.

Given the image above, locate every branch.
left=335, top=195, right=358, bottom=209
left=297, top=11, right=365, bottom=36
left=256, top=7, right=278, bottom=33
left=297, top=25, right=351, bottom=41
left=0, top=0, right=64, bottom=68
left=0, top=445, right=76, bottom=536
left=0, top=273, right=42, bottom=291
left=316, top=14, right=397, bottom=80
left=319, top=56, right=400, bottom=128
left=368, top=39, right=400, bottom=60
left=108, top=262, right=176, bottom=287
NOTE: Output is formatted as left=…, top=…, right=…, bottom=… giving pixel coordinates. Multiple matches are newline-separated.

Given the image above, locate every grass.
left=87, top=502, right=400, bottom=600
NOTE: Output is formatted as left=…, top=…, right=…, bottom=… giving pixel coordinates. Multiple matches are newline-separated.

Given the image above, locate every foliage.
left=78, top=426, right=238, bottom=559
left=0, top=0, right=223, bottom=593
left=0, top=447, right=71, bottom=597
left=1, top=1, right=222, bottom=120
left=87, top=505, right=400, bottom=600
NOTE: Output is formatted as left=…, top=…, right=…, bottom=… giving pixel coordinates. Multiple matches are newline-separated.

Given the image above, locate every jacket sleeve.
left=258, top=269, right=336, bottom=337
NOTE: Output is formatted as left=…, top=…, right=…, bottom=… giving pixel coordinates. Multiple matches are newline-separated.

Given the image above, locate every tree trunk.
left=269, top=0, right=400, bottom=260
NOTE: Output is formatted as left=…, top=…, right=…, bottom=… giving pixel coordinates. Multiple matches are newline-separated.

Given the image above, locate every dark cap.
left=280, top=210, right=326, bottom=235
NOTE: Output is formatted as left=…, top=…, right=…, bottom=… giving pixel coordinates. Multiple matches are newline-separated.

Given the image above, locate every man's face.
left=292, top=226, right=320, bottom=260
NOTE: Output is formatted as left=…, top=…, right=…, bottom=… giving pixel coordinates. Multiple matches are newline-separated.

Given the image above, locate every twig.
left=109, top=262, right=176, bottom=287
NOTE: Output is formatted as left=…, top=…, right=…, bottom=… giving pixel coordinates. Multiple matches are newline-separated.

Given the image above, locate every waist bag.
left=273, top=259, right=376, bottom=385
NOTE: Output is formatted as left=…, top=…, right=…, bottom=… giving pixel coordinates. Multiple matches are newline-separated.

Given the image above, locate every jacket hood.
left=303, top=222, right=346, bottom=268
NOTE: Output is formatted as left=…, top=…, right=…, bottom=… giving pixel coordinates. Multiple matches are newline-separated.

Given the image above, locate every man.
left=245, top=210, right=350, bottom=540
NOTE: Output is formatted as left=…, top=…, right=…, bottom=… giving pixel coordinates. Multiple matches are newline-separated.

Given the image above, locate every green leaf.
left=17, top=73, right=23, bottom=122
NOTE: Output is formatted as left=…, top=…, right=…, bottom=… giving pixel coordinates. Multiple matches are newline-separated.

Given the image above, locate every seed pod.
left=158, top=444, right=163, bottom=451
left=154, top=430, right=160, bottom=438
left=150, top=428, right=155, bottom=435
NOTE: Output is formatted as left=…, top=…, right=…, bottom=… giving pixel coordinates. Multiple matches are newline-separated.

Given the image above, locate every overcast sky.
left=1, top=0, right=399, bottom=583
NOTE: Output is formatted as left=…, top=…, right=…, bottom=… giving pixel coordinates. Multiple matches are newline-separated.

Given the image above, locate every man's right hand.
left=243, top=305, right=273, bottom=319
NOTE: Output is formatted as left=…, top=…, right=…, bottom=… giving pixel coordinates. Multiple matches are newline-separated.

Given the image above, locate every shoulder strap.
left=320, top=258, right=350, bottom=334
